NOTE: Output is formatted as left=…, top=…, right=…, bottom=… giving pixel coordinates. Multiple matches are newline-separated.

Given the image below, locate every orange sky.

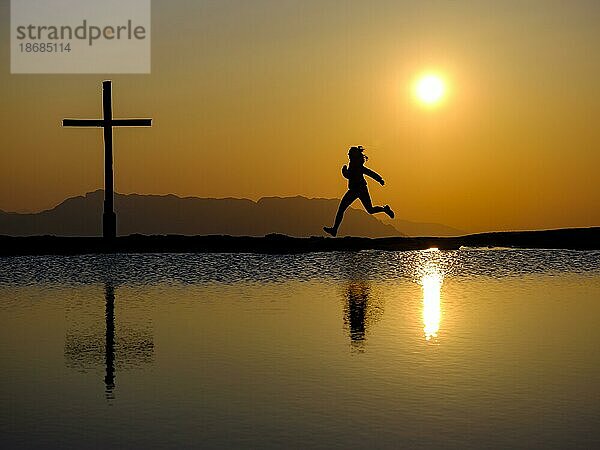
left=1, top=1, right=599, bottom=232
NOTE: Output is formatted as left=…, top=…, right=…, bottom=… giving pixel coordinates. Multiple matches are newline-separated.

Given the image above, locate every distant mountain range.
left=0, top=191, right=463, bottom=237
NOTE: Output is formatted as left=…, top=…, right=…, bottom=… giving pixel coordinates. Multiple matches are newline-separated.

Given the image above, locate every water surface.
left=1, top=249, right=599, bottom=448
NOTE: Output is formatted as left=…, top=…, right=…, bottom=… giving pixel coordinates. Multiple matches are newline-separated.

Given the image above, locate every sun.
left=415, top=74, right=445, bottom=105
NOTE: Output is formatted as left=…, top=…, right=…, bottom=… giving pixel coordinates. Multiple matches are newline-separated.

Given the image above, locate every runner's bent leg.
left=358, top=187, right=385, bottom=214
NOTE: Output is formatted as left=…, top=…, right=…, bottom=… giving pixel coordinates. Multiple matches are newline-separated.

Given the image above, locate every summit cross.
left=63, top=80, right=152, bottom=238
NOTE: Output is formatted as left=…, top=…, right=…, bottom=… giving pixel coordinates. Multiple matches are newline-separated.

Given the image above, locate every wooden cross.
left=63, top=80, right=152, bottom=238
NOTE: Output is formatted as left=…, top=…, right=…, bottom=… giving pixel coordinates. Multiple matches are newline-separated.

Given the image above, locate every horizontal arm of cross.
left=112, top=119, right=152, bottom=127
left=62, top=118, right=152, bottom=127
left=62, top=119, right=104, bottom=127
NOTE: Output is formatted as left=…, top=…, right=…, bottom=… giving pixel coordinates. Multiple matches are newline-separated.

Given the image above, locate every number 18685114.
left=19, top=42, right=71, bottom=52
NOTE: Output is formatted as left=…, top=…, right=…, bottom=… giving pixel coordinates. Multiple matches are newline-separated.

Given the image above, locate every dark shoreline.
left=0, top=227, right=598, bottom=256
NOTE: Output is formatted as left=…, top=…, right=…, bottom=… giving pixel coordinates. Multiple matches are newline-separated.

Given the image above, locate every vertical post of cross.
left=102, top=80, right=116, bottom=239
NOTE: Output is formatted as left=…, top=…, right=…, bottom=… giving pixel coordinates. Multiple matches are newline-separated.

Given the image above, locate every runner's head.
left=348, top=145, right=367, bottom=164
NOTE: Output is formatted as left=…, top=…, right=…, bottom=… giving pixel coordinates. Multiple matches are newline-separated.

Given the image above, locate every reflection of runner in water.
left=346, top=281, right=369, bottom=344
left=343, top=279, right=385, bottom=351
left=324, top=146, right=394, bottom=237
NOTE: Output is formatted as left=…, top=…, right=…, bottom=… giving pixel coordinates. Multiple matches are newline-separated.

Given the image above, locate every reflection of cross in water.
left=104, top=282, right=116, bottom=399
left=62, top=80, right=152, bottom=239
left=64, top=277, right=154, bottom=402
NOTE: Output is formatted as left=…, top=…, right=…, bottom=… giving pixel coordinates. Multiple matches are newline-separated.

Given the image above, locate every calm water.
left=1, top=249, right=599, bottom=449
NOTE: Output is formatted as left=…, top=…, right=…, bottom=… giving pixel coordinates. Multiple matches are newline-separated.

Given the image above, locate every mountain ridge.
left=0, top=191, right=463, bottom=237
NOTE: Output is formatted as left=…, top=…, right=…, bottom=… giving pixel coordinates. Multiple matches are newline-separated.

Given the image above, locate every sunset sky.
left=1, top=0, right=599, bottom=233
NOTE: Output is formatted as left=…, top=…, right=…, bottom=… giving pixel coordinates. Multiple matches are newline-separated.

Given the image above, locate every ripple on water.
left=0, top=249, right=599, bottom=287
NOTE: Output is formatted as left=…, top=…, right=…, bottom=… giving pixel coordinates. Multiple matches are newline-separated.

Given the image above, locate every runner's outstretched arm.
left=362, top=167, right=384, bottom=185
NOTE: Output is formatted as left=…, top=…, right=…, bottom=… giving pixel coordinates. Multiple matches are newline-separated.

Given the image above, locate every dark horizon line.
left=0, top=227, right=599, bottom=257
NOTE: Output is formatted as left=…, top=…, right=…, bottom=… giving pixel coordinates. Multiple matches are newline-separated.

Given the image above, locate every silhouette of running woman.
left=324, top=146, right=394, bottom=237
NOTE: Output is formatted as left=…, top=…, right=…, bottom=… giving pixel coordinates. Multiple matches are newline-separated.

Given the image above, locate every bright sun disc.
left=415, top=75, right=445, bottom=105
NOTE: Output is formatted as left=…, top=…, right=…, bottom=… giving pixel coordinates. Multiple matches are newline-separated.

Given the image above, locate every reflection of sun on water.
left=408, top=248, right=452, bottom=341
left=422, top=272, right=442, bottom=341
